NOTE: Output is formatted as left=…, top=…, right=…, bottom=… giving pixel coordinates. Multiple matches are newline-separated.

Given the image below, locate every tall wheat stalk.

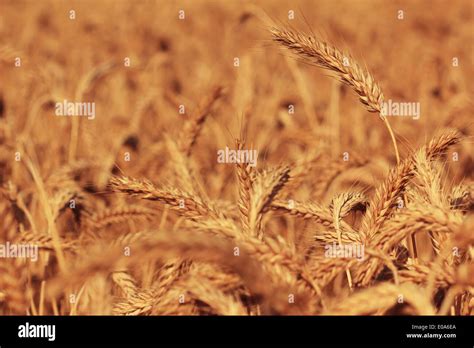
left=271, top=27, right=401, bottom=165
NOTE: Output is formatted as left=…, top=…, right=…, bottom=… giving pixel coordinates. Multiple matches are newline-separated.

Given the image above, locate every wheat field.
left=0, top=0, right=473, bottom=316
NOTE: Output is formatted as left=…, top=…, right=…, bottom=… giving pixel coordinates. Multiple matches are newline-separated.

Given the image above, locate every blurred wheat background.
left=0, top=0, right=473, bottom=315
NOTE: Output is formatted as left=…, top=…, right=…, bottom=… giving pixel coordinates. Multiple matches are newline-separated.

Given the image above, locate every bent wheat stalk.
left=271, top=27, right=400, bottom=164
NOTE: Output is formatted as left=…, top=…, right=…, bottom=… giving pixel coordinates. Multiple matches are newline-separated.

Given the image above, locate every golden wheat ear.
left=271, top=26, right=400, bottom=164
left=362, top=129, right=462, bottom=239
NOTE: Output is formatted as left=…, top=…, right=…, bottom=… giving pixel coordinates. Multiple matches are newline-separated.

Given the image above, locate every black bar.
left=0, top=316, right=472, bottom=346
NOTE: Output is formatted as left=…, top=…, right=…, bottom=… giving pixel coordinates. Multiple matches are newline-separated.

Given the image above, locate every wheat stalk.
left=271, top=27, right=401, bottom=164
left=362, top=129, right=462, bottom=240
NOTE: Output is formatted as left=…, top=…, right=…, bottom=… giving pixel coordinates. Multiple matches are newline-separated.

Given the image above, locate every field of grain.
left=0, top=0, right=473, bottom=316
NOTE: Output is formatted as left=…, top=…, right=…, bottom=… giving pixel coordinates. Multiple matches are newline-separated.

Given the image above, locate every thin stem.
left=380, top=114, right=400, bottom=165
